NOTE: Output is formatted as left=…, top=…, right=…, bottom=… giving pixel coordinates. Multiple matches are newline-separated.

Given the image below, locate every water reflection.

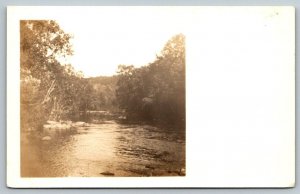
left=21, top=121, right=185, bottom=177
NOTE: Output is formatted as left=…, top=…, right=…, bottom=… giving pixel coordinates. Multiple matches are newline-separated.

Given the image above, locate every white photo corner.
left=7, top=6, right=295, bottom=188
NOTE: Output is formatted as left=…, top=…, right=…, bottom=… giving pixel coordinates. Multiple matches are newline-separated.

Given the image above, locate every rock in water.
left=42, top=136, right=51, bottom=141
left=179, top=168, right=186, bottom=176
left=145, top=165, right=155, bottom=170
left=73, top=122, right=86, bottom=127
left=46, top=120, right=57, bottom=124
left=43, top=124, right=52, bottom=129
left=100, top=171, right=115, bottom=176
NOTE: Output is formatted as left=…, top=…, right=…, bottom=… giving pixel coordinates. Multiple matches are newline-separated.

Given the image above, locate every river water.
left=21, top=120, right=185, bottom=177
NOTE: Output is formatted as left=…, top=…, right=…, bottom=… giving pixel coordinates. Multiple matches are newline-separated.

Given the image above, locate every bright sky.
left=54, top=7, right=188, bottom=77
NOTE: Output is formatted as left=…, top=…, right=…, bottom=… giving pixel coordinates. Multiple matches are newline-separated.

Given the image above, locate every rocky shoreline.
left=40, top=120, right=90, bottom=141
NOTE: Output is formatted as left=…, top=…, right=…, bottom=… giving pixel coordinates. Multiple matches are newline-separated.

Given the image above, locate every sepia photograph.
left=7, top=6, right=295, bottom=188
left=20, top=16, right=185, bottom=177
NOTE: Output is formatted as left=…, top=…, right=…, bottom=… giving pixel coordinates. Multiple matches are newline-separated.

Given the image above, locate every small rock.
left=154, top=151, right=170, bottom=158
left=43, top=124, right=52, bottom=129
left=145, top=165, right=155, bottom=170
left=47, top=120, right=57, bottom=124
left=42, top=136, right=51, bottom=141
left=100, top=171, right=114, bottom=176
left=73, top=122, right=86, bottom=127
left=83, top=123, right=89, bottom=127
left=179, top=168, right=186, bottom=176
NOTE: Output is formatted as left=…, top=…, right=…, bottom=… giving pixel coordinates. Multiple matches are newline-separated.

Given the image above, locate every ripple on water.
left=21, top=121, right=185, bottom=177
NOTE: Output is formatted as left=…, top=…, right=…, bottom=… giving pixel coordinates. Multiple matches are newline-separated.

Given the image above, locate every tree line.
left=116, top=34, right=185, bottom=125
left=20, top=20, right=185, bottom=132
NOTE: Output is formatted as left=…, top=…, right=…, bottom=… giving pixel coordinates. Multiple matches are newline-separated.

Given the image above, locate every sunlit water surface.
left=21, top=120, right=185, bottom=177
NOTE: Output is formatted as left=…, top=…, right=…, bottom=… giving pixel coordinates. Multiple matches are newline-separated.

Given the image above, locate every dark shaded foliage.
left=86, top=76, right=118, bottom=111
left=116, top=34, right=185, bottom=125
left=20, top=20, right=92, bottom=131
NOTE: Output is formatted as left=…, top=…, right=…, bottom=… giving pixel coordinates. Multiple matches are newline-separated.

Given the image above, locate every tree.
left=115, top=34, right=185, bottom=125
left=20, top=20, right=89, bottom=131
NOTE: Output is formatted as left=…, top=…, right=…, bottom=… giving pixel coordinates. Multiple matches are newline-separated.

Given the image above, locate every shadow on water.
left=21, top=117, right=185, bottom=177
left=114, top=124, right=185, bottom=176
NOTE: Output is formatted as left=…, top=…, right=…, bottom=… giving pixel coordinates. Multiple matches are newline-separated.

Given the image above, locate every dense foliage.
left=21, top=20, right=185, bottom=130
left=116, top=34, right=185, bottom=125
left=20, top=20, right=92, bottom=131
left=86, top=76, right=118, bottom=111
